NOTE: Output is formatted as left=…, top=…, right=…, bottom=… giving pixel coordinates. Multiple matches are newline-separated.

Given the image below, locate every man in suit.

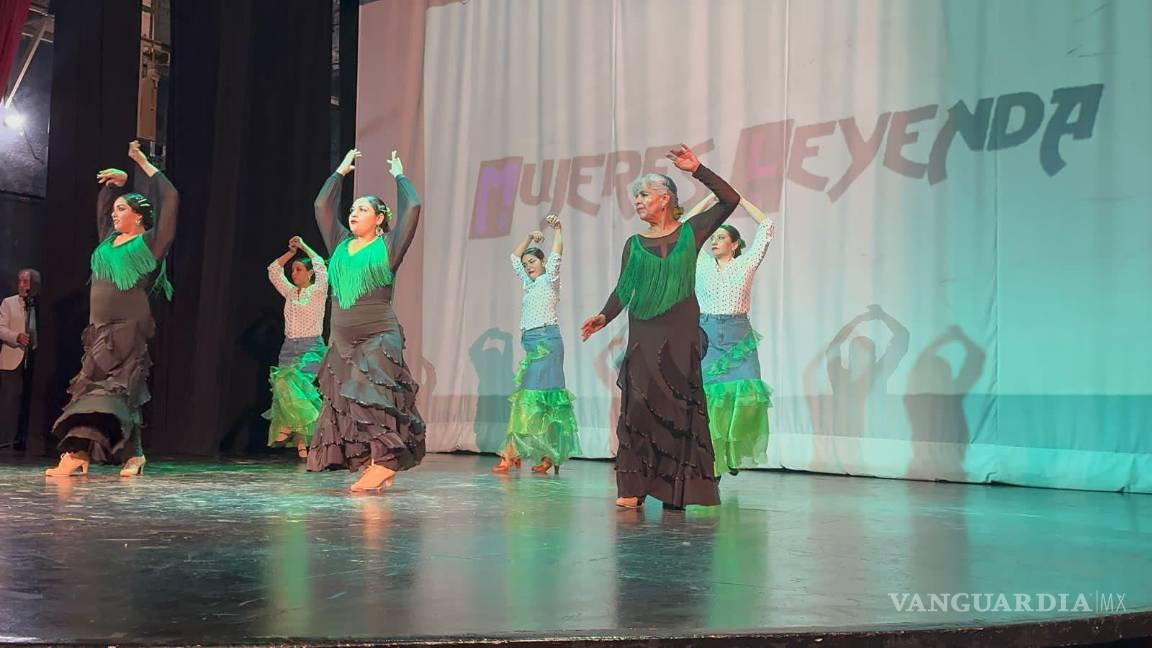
left=0, top=269, right=40, bottom=449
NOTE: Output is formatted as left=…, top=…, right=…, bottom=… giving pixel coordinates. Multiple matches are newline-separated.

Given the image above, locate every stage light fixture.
left=3, top=111, right=26, bottom=130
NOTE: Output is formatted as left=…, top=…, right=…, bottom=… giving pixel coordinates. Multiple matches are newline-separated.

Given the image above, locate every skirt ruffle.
left=52, top=319, right=153, bottom=464
left=306, top=324, right=425, bottom=473
left=704, top=379, right=772, bottom=474
left=506, top=387, right=581, bottom=464
left=615, top=301, right=720, bottom=507
left=264, top=337, right=325, bottom=445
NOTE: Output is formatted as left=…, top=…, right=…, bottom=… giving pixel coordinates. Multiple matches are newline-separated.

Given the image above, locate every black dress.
left=52, top=171, right=179, bottom=463
left=598, top=165, right=739, bottom=506
left=306, top=173, right=427, bottom=473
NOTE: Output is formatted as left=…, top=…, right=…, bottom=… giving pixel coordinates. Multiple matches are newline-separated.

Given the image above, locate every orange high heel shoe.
left=45, top=452, right=89, bottom=477
left=350, top=463, right=396, bottom=492
left=615, top=496, right=645, bottom=509
left=491, top=456, right=521, bottom=474
left=531, top=456, right=559, bottom=475
left=119, top=455, right=147, bottom=477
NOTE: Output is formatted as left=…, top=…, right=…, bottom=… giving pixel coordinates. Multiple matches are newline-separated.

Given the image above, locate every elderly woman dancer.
left=493, top=214, right=581, bottom=475
left=683, top=195, right=776, bottom=475
left=265, top=235, right=329, bottom=460
left=307, top=148, right=425, bottom=492
left=581, top=144, right=739, bottom=509
left=46, top=141, right=178, bottom=477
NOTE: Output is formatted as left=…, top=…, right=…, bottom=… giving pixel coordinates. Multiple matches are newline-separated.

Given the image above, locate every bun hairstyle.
left=718, top=224, right=746, bottom=258
left=122, top=192, right=155, bottom=229
left=361, top=195, right=394, bottom=233
left=629, top=173, right=681, bottom=217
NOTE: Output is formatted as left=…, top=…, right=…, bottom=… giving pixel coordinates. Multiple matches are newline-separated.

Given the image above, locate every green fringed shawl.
left=329, top=237, right=393, bottom=309
left=90, top=235, right=157, bottom=292
left=613, top=226, right=696, bottom=320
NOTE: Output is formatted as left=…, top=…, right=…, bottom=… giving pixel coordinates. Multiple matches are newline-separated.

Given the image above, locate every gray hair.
left=629, top=173, right=680, bottom=215
left=17, top=268, right=41, bottom=292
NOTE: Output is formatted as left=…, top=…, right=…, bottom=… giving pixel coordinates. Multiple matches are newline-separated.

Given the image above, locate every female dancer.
left=306, top=149, right=425, bottom=492
left=265, top=235, right=328, bottom=459
left=684, top=195, right=775, bottom=475
left=493, top=214, right=580, bottom=475
left=581, top=145, right=739, bottom=509
left=46, top=141, right=178, bottom=477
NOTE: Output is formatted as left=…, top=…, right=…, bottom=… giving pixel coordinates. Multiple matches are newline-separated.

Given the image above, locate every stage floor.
left=0, top=453, right=1149, bottom=646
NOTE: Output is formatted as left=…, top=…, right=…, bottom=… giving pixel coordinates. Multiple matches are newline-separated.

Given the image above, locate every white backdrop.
left=357, top=0, right=1152, bottom=492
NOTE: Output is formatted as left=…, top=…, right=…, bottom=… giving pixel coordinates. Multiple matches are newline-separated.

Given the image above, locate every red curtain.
left=0, top=0, right=32, bottom=99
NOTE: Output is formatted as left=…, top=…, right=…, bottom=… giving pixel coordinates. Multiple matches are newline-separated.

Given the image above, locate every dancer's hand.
left=581, top=314, right=607, bottom=341
left=97, top=168, right=128, bottom=187
left=387, top=150, right=404, bottom=178
left=337, top=149, right=361, bottom=176
left=288, top=236, right=302, bottom=250
left=16, top=333, right=29, bottom=347
left=128, top=140, right=147, bottom=165
left=666, top=144, right=700, bottom=173
left=528, top=230, right=544, bottom=244
left=545, top=213, right=561, bottom=229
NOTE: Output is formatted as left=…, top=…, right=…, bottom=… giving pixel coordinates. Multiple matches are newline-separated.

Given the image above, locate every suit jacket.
left=0, top=295, right=28, bottom=371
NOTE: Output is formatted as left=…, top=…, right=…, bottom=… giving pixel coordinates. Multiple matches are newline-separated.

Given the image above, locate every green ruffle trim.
left=514, top=342, right=551, bottom=388
left=263, top=347, right=326, bottom=444
left=614, top=226, right=696, bottom=320
left=704, top=379, right=772, bottom=474
left=506, top=387, right=581, bottom=464
left=704, top=328, right=764, bottom=382
left=329, top=237, right=393, bottom=309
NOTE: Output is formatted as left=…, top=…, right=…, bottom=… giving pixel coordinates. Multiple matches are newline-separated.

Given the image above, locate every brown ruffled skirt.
left=307, top=298, right=425, bottom=473
left=52, top=318, right=154, bottom=464
left=615, top=298, right=720, bottom=506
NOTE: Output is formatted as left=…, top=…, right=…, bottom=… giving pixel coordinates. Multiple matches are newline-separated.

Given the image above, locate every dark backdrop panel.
left=29, top=0, right=332, bottom=457
left=27, top=0, right=139, bottom=456
left=157, top=0, right=332, bottom=455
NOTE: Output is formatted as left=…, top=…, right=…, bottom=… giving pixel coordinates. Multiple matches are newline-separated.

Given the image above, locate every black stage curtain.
left=155, top=0, right=332, bottom=456
left=29, top=0, right=332, bottom=457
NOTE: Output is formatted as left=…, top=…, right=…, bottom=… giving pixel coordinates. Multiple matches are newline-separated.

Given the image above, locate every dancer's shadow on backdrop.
left=805, top=305, right=909, bottom=472
left=904, top=325, right=986, bottom=481
left=469, top=328, right=515, bottom=453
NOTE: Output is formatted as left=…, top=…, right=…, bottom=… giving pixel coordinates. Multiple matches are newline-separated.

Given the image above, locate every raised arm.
left=513, top=229, right=539, bottom=262
left=267, top=242, right=297, bottom=298
left=736, top=210, right=776, bottom=270
left=545, top=217, right=563, bottom=281
left=510, top=231, right=540, bottom=284
left=95, top=168, right=128, bottom=241
left=111, top=141, right=178, bottom=258
left=685, top=165, right=740, bottom=249
left=145, top=170, right=180, bottom=259
left=296, top=237, right=328, bottom=295
left=386, top=151, right=422, bottom=273
left=680, top=193, right=718, bottom=222
left=740, top=197, right=769, bottom=224
left=662, top=144, right=740, bottom=248
left=316, top=149, right=359, bottom=255
left=546, top=213, right=564, bottom=257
